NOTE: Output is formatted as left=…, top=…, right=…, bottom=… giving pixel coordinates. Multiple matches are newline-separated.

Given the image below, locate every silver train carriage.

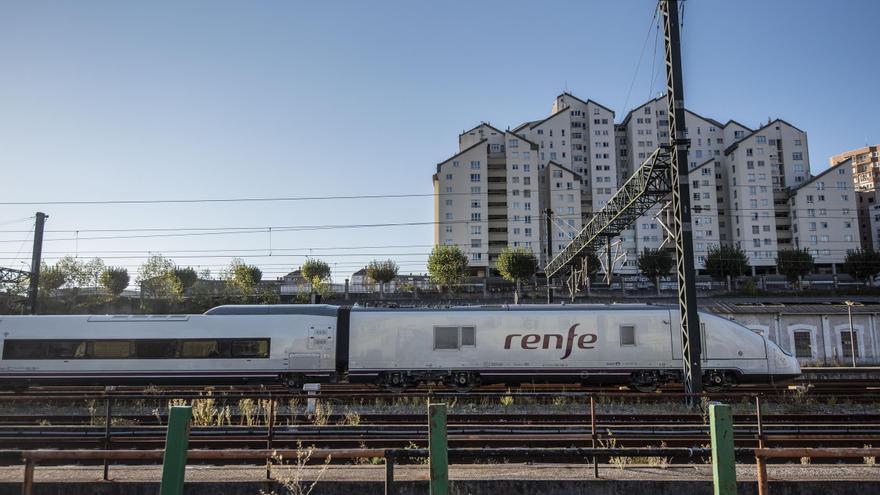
left=0, top=304, right=800, bottom=391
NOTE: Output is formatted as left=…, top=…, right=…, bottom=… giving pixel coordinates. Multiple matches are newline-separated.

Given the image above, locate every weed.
left=261, top=399, right=278, bottom=426
left=288, top=398, right=302, bottom=424
left=312, top=401, right=332, bottom=426
left=239, top=398, right=257, bottom=426
left=500, top=390, right=514, bottom=408
left=217, top=405, right=232, bottom=426
left=263, top=442, right=331, bottom=495
left=87, top=400, right=99, bottom=426
left=341, top=410, right=360, bottom=426
left=404, top=441, right=429, bottom=465
left=191, top=392, right=218, bottom=426
left=864, top=444, right=875, bottom=466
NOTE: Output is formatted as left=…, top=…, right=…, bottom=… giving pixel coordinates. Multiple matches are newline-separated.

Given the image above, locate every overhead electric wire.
left=621, top=3, right=660, bottom=117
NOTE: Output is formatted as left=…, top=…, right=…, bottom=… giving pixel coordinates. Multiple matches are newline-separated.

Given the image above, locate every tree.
left=100, top=267, right=130, bottom=297
left=55, top=256, right=88, bottom=288
left=81, top=258, right=106, bottom=288
left=427, top=245, right=469, bottom=293
left=842, top=249, right=880, bottom=286
left=365, top=259, right=399, bottom=298
left=776, top=248, right=814, bottom=288
left=137, top=254, right=183, bottom=310
left=496, top=247, right=537, bottom=304
left=704, top=245, right=749, bottom=291
left=224, top=259, right=263, bottom=300
left=172, top=267, right=199, bottom=292
left=637, top=248, right=674, bottom=295
left=38, top=263, right=67, bottom=294
left=301, top=258, right=332, bottom=302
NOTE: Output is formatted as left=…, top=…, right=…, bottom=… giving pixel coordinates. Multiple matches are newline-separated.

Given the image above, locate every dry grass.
left=312, top=400, right=332, bottom=426
left=262, top=443, right=331, bottom=495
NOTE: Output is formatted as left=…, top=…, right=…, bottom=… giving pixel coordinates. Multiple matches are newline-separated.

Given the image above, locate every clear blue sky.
left=1, top=0, right=878, bottom=282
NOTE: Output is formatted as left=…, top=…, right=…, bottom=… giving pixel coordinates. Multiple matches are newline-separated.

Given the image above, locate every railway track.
left=1, top=420, right=877, bottom=453
left=3, top=381, right=879, bottom=398
left=1, top=412, right=878, bottom=427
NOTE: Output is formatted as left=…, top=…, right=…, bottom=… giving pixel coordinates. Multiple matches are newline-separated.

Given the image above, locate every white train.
left=0, top=304, right=800, bottom=391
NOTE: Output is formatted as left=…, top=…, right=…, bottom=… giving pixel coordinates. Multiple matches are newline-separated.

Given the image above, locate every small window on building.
left=793, top=332, right=812, bottom=358
left=841, top=331, right=859, bottom=358
left=619, top=325, right=636, bottom=346
left=434, top=327, right=460, bottom=350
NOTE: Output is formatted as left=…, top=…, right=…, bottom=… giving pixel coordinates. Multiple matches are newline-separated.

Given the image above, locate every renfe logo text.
left=503, top=324, right=598, bottom=360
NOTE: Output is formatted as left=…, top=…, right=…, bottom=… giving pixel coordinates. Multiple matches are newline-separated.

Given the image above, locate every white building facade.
left=434, top=93, right=860, bottom=276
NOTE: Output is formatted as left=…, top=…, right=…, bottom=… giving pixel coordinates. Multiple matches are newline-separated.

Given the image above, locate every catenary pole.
left=26, top=212, right=47, bottom=315
left=660, top=0, right=703, bottom=397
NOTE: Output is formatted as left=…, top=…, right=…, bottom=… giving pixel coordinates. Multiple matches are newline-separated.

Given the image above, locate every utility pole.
left=545, top=209, right=553, bottom=303
left=26, top=212, right=48, bottom=315
left=660, top=0, right=703, bottom=396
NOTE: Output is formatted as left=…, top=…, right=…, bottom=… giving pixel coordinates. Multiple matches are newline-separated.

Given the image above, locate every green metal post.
left=709, top=402, right=736, bottom=495
left=428, top=403, right=448, bottom=495
left=160, top=406, right=193, bottom=495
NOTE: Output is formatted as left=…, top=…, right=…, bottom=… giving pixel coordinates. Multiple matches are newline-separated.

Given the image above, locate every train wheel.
left=285, top=374, right=303, bottom=392
left=382, top=372, right=407, bottom=393
left=629, top=372, right=659, bottom=393
left=452, top=372, right=474, bottom=392
left=703, top=371, right=726, bottom=392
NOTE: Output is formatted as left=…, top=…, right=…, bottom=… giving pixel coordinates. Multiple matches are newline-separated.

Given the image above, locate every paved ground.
left=1, top=463, right=878, bottom=483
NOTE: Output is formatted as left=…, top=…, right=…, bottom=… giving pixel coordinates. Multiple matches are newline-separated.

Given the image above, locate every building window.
left=470, top=174, right=480, bottom=182
left=841, top=331, right=859, bottom=359
left=793, top=332, right=812, bottom=358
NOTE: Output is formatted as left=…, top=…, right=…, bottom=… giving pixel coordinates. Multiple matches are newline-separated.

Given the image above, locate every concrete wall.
left=716, top=311, right=880, bottom=366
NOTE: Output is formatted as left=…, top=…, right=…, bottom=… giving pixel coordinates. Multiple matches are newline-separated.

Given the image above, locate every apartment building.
left=510, top=93, right=618, bottom=262
left=615, top=95, right=749, bottom=272
left=433, top=123, right=540, bottom=276
left=829, top=145, right=880, bottom=249
left=434, top=92, right=860, bottom=276
left=789, top=158, right=861, bottom=266
left=724, top=120, right=811, bottom=271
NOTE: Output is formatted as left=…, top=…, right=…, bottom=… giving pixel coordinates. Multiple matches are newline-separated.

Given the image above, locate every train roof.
left=203, top=303, right=676, bottom=316
left=203, top=305, right=340, bottom=317
left=349, top=303, right=676, bottom=313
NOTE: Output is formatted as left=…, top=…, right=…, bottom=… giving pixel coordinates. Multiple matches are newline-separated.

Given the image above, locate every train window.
left=460, top=326, right=476, bottom=347
left=2, top=340, right=45, bottom=359
left=619, top=325, right=636, bottom=346
left=45, top=341, right=87, bottom=359
left=2, top=338, right=270, bottom=360
left=134, top=340, right=177, bottom=359
left=91, top=341, right=132, bottom=359
left=793, top=332, right=812, bottom=358
left=231, top=340, right=270, bottom=358
left=181, top=340, right=221, bottom=358
left=434, top=327, right=459, bottom=350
